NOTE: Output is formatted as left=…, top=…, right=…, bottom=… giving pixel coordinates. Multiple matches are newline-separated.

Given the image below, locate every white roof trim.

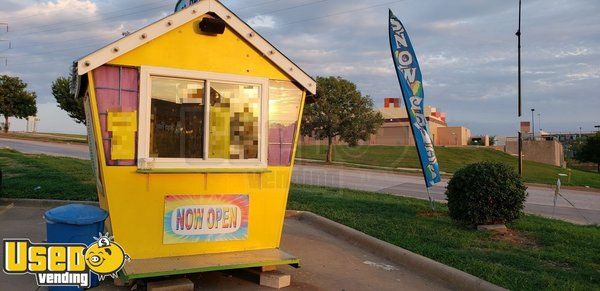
left=76, top=0, right=316, bottom=94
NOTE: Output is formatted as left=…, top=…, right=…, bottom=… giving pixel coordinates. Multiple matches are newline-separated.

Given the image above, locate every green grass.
left=0, top=132, right=88, bottom=144
left=298, top=145, right=600, bottom=188
left=1, top=149, right=598, bottom=290
left=289, top=184, right=600, bottom=291
left=0, top=149, right=97, bottom=201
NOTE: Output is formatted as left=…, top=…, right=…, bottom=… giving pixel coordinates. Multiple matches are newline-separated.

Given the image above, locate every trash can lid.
left=44, top=204, right=108, bottom=225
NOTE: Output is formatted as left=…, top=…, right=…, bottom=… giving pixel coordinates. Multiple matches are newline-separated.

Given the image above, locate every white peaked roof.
left=75, top=0, right=316, bottom=94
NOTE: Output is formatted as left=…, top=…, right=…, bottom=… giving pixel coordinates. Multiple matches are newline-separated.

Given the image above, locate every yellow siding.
left=88, top=15, right=305, bottom=259
left=110, top=15, right=290, bottom=81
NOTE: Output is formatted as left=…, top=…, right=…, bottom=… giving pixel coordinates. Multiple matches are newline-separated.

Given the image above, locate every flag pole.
left=426, top=187, right=436, bottom=212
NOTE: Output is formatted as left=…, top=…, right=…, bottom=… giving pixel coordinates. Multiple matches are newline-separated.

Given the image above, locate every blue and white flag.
left=175, top=0, right=201, bottom=12
left=388, top=10, right=441, bottom=188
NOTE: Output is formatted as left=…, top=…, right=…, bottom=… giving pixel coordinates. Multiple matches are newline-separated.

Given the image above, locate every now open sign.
left=163, top=195, right=249, bottom=244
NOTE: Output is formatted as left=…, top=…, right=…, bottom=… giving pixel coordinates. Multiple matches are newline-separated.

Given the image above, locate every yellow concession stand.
left=73, top=0, right=316, bottom=281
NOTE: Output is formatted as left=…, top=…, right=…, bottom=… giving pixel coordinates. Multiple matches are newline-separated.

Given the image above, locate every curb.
left=1, top=199, right=504, bottom=290
left=286, top=210, right=506, bottom=291
left=0, top=198, right=99, bottom=208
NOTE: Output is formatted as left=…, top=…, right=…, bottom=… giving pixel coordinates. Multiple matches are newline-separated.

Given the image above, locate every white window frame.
left=138, top=66, right=269, bottom=170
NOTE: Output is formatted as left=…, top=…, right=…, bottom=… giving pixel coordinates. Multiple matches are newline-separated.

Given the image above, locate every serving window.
left=138, top=66, right=268, bottom=169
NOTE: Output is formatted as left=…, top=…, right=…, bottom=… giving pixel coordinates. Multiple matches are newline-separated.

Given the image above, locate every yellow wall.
left=109, top=17, right=289, bottom=81
left=88, top=15, right=304, bottom=259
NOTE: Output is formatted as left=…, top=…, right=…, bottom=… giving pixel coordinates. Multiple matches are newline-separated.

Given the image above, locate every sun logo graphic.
left=3, top=233, right=130, bottom=288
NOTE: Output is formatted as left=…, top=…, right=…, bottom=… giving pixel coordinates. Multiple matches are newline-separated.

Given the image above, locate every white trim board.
left=137, top=66, right=269, bottom=170
left=75, top=0, right=316, bottom=95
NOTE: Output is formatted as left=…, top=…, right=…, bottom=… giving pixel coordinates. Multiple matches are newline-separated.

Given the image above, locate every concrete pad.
left=0, top=203, right=450, bottom=291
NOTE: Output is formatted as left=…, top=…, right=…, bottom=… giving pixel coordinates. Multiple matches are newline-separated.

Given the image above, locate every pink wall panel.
left=93, top=66, right=120, bottom=88
left=92, top=65, right=139, bottom=166
left=120, top=68, right=139, bottom=91
left=268, top=123, right=296, bottom=166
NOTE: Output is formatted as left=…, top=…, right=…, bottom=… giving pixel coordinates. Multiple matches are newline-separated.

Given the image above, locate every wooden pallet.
left=120, top=248, right=299, bottom=282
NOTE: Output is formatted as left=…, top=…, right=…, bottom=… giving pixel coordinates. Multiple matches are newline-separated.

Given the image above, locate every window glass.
left=268, top=81, right=303, bottom=166
left=149, top=77, right=205, bottom=158
left=209, top=83, right=260, bottom=160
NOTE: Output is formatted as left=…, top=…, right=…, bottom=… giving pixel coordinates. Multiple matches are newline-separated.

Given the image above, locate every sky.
left=0, top=0, right=599, bottom=136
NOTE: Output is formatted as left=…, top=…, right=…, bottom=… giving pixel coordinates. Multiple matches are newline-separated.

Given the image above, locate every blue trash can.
left=44, top=204, right=108, bottom=291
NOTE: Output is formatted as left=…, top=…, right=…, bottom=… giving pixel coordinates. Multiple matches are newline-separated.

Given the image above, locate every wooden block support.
left=147, top=278, right=194, bottom=291
left=260, top=271, right=291, bottom=289
left=113, top=277, right=126, bottom=287
left=261, top=265, right=278, bottom=272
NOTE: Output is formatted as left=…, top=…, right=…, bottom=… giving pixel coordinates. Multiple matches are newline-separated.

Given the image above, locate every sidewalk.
left=0, top=202, right=451, bottom=291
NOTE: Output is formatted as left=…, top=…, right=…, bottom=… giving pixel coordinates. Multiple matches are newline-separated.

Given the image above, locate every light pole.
left=531, top=108, right=535, bottom=140
left=516, top=0, right=523, bottom=176
left=538, top=113, right=541, bottom=132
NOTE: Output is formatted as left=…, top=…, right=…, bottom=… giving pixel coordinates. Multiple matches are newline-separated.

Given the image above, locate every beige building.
left=503, top=122, right=566, bottom=167
left=505, top=139, right=565, bottom=167
left=437, top=126, right=472, bottom=147
left=303, top=97, right=472, bottom=146
left=370, top=98, right=471, bottom=146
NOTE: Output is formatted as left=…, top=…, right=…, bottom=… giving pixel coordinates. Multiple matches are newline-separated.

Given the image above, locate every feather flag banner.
left=388, top=10, right=441, bottom=188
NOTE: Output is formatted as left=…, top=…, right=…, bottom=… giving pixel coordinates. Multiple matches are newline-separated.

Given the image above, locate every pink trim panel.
left=92, top=65, right=139, bottom=166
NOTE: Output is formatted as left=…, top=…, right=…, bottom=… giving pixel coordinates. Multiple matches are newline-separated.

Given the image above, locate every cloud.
left=1, top=0, right=600, bottom=136
left=247, top=15, right=276, bottom=29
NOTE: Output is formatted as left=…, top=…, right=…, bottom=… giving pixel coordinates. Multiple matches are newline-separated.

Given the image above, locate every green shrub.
left=446, top=162, right=527, bottom=225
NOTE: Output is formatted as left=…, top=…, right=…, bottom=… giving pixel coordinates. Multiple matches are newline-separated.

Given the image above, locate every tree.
left=301, top=76, right=383, bottom=163
left=574, top=132, right=600, bottom=172
left=0, top=75, right=37, bottom=133
left=52, top=71, right=85, bottom=124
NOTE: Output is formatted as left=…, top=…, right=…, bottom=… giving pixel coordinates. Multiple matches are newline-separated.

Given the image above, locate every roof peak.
left=76, top=0, right=315, bottom=94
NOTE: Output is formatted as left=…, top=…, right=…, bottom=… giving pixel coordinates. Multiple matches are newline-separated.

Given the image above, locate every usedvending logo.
left=3, top=233, right=130, bottom=288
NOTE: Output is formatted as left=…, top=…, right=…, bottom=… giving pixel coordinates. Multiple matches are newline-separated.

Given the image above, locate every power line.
left=280, top=0, right=405, bottom=27
left=258, top=0, right=329, bottom=15
left=1, top=0, right=168, bottom=23
left=7, top=0, right=399, bottom=67
left=15, top=3, right=174, bottom=37
left=10, top=0, right=272, bottom=36
left=8, top=0, right=321, bottom=51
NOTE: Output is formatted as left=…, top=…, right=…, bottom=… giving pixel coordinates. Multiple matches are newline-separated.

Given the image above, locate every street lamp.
left=531, top=108, right=535, bottom=140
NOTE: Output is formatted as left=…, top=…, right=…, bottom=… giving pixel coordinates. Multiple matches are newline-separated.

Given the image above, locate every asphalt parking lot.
left=0, top=202, right=449, bottom=290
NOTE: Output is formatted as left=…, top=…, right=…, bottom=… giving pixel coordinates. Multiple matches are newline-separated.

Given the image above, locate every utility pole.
left=516, top=0, right=523, bottom=176
left=0, top=22, right=8, bottom=66
left=531, top=108, right=535, bottom=140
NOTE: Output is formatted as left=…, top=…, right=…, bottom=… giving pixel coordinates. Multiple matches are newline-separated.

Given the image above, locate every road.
left=2, top=137, right=599, bottom=225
